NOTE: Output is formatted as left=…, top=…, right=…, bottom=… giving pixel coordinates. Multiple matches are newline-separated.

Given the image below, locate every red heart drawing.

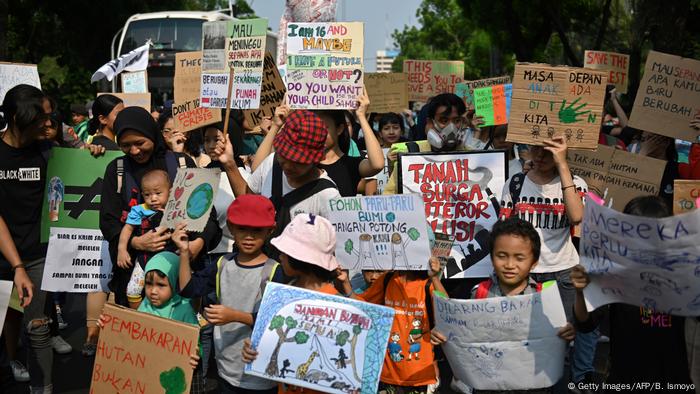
left=186, top=172, right=195, bottom=180
left=174, top=187, right=184, bottom=200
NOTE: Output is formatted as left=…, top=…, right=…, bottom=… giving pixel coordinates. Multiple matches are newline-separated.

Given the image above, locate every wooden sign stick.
left=222, top=66, right=235, bottom=135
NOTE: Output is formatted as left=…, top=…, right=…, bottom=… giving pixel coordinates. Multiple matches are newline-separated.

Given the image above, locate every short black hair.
left=378, top=113, right=405, bottom=133
left=286, top=255, right=336, bottom=283
left=427, top=93, right=466, bottom=119
left=489, top=218, right=541, bottom=261
left=623, top=195, right=671, bottom=218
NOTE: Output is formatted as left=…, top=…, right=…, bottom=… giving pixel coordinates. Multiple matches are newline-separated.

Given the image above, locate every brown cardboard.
left=403, top=60, right=464, bottom=102
left=363, top=72, right=409, bottom=113
left=507, top=63, right=607, bottom=150
left=243, top=52, right=286, bottom=128
left=628, top=50, right=700, bottom=142
left=583, top=50, right=630, bottom=93
left=98, top=92, right=151, bottom=112
left=673, top=180, right=700, bottom=215
left=567, top=144, right=666, bottom=211
left=173, top=51, right=221, bottom=133
left=90, top=303, right=199, bottom=394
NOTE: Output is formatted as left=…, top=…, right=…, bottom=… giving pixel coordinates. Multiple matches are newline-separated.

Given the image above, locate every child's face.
left=276, top=154, right=316, bottom=181
left=204, top=128, right=222, bottom=158
left=144, top=271, right=173, bottom=307
left=491, top=234, right=537, bottom=288
left=141, top=178, right=170, bottom=210
left=381, top=123, right=401, bottom=145
left=279, top=253, right=297, bottom=277
left=229, top=223, right=272, bottom=256
left=362, top=270, right=382, bottom=286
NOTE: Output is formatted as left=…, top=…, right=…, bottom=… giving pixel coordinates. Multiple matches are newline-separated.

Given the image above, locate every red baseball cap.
left=226, top=195, right=276, bottom=228
left=273, top=110, right=328, bottom=164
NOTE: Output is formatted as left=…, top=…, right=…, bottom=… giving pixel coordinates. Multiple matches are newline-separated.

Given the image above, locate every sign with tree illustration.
left=327, top=194, right=431, bottom=271
left=91, top=303, right=200, bottom=394
left=507, top=63, right=607, bottom=150
left=246, top=283, right=394, bottom=394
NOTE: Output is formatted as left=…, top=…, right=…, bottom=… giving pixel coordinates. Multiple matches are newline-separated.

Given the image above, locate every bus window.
left=121, top=18, right=204, bottom=54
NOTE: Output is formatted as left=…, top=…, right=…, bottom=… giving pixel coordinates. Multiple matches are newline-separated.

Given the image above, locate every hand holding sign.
left=542, top=136, right=569, bottom=167
left=132, top=227, right=170, bottom=253
left=356, top=89, right=370, bottom=119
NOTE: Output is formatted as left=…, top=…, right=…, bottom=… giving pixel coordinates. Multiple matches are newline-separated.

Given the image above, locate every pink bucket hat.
left=270, top=213, right=339, bottom=271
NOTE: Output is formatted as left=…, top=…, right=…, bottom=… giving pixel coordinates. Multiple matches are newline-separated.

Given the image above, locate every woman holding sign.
left=98, top=107, right=221, bottom=313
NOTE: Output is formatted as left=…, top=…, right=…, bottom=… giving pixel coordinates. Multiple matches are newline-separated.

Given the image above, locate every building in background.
left=376, top=49, right=399, bottom=73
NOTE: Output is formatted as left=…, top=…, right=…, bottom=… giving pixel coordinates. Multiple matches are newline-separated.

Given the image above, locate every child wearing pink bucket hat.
left=242, top=212, right=343, bottom=394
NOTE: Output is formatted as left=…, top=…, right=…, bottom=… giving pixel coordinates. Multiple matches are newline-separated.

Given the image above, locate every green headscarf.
left=138, top=251, right=198, bottom=326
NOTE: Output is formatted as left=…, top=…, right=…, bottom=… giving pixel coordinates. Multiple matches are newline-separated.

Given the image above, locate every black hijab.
left=114, top=106, right=171, bottom=185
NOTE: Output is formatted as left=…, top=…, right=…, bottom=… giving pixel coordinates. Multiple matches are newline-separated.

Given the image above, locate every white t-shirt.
left=500, top=174, right=587, bottom=273
left=247, top=154, right=341, bottom=219
left=211, top=167, right=251, bottom=254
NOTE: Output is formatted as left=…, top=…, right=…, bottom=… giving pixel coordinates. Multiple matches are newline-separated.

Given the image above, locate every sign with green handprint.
left=91, top=304, right=199, bottom=394
left=327, top=194, right=431, bottom=271
left=508, top=63, right=607, bottom=150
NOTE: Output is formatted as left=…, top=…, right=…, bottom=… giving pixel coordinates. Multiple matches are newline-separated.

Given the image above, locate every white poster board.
left=398, top=151, right=508, bottom=278
left=42, top=228, right=112, bottom=292
left=434, top=285, right=567, bottom=390
left=0, top=62, right=41, bottom=104
left=161, top=168, right=221, bottom=232
left=581, top=198, right=700, bottom=316
left=328, top=194, right=431, bottom=270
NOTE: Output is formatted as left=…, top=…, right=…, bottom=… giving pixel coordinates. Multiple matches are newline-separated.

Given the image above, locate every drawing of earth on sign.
left=252, top=299, right=370, bottom=394
left=186, top=183, right=214, bottom=219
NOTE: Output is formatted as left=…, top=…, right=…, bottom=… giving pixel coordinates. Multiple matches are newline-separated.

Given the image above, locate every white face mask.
left=427, top=122, right=466, bottom=150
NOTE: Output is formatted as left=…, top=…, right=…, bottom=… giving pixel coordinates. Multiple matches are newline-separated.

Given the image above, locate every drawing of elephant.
left=303, top=369, right=336, bottom=384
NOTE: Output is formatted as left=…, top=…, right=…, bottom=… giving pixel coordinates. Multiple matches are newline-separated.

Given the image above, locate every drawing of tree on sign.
left=265, top=315, right=310, bottom=377
left=335, top=324, right=364, bottom=382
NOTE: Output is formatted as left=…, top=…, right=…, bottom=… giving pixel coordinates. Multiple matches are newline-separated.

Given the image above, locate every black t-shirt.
left=91, top=135, right=120, bottom=151
left=0, top=138, right=49, bottom=260
left=318, top=155, right=363, bottom=197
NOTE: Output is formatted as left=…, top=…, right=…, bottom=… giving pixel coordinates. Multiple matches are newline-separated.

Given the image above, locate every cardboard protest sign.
left=0, top=281, right=12, bottom=333
left=507, top=63, right=607, bottom=150
left=432, top=233, right=455, bottom=267
left=328, top=194, right=431, bottom=271
left=397, top=151, right=508, bottom=278
left=201, top=18, right=268, bottom=109
left=566, top=145, right=666, bottom=211
left=98, top=92, right=151, bottom=112
left=580, top=198, right=700, bottom=316
left=473, top=84, right=512, bottom=126
left=276, top=0, right=338, bottom=66
left=243, top=52, right=286, bottom=128
left=161, top=168, right=221, bottom=232
left=628, top=50, right=700, bottom=142
left=42, top=228, right=112, bottom=292
left=0, top=62, right=41, bottom=103
left=584, top=50, right=630, bottom=93
left=121, top=70, right=148, bottom=93
left=404, top=60, right=464, bottom=102
left=174, top=52, right=221, bottom=133
left=674, top=180, right=700, bottom=215
left=434, top=285, right=567, bottom=390
left=363, top=73, right=409, bottom=113
left=246, top=282, right=394, bottom=394
left=40, top=148, right=123, bottom=241
left=285, top=22, right=364, bottom=110
left=455, top=76, right=512, bottom=108
left=91, top=303, right=199, bottom=394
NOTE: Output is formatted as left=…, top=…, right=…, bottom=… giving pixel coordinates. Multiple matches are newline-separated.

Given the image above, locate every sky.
left=248, top=0, right=423, bottom=71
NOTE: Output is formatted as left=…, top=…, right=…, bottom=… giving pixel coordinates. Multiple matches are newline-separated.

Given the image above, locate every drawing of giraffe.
left=295, top=351, right=318, bottom=380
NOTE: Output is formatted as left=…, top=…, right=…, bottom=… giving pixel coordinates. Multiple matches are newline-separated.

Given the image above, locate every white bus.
left=112, top=10, right=277, bottom=105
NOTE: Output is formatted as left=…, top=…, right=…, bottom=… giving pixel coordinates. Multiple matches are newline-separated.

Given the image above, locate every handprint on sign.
left=558, top=98, right=590, bottom=124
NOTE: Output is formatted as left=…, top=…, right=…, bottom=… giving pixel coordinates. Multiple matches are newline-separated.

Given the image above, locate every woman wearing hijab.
left=98, top=106, right=221, bottom=311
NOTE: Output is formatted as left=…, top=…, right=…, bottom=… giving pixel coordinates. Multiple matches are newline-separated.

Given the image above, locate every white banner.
left=42, top=228, right=112, bottom=292
left=398, top=151, right=508, bottom=278
left=435, top=285, right=567, bottom=390
left=328, top=194, right=431, bottom=270
left=581, top=198, right=700, bottom=316
left=91, top=42, right=150, bottom=83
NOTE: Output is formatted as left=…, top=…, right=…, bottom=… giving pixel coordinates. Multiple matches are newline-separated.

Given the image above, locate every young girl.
left=88, top=94, right=124, bottom=150
left=241, top=213, right=346, bottom=394
left=98, top=248, right=202, bottom=391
